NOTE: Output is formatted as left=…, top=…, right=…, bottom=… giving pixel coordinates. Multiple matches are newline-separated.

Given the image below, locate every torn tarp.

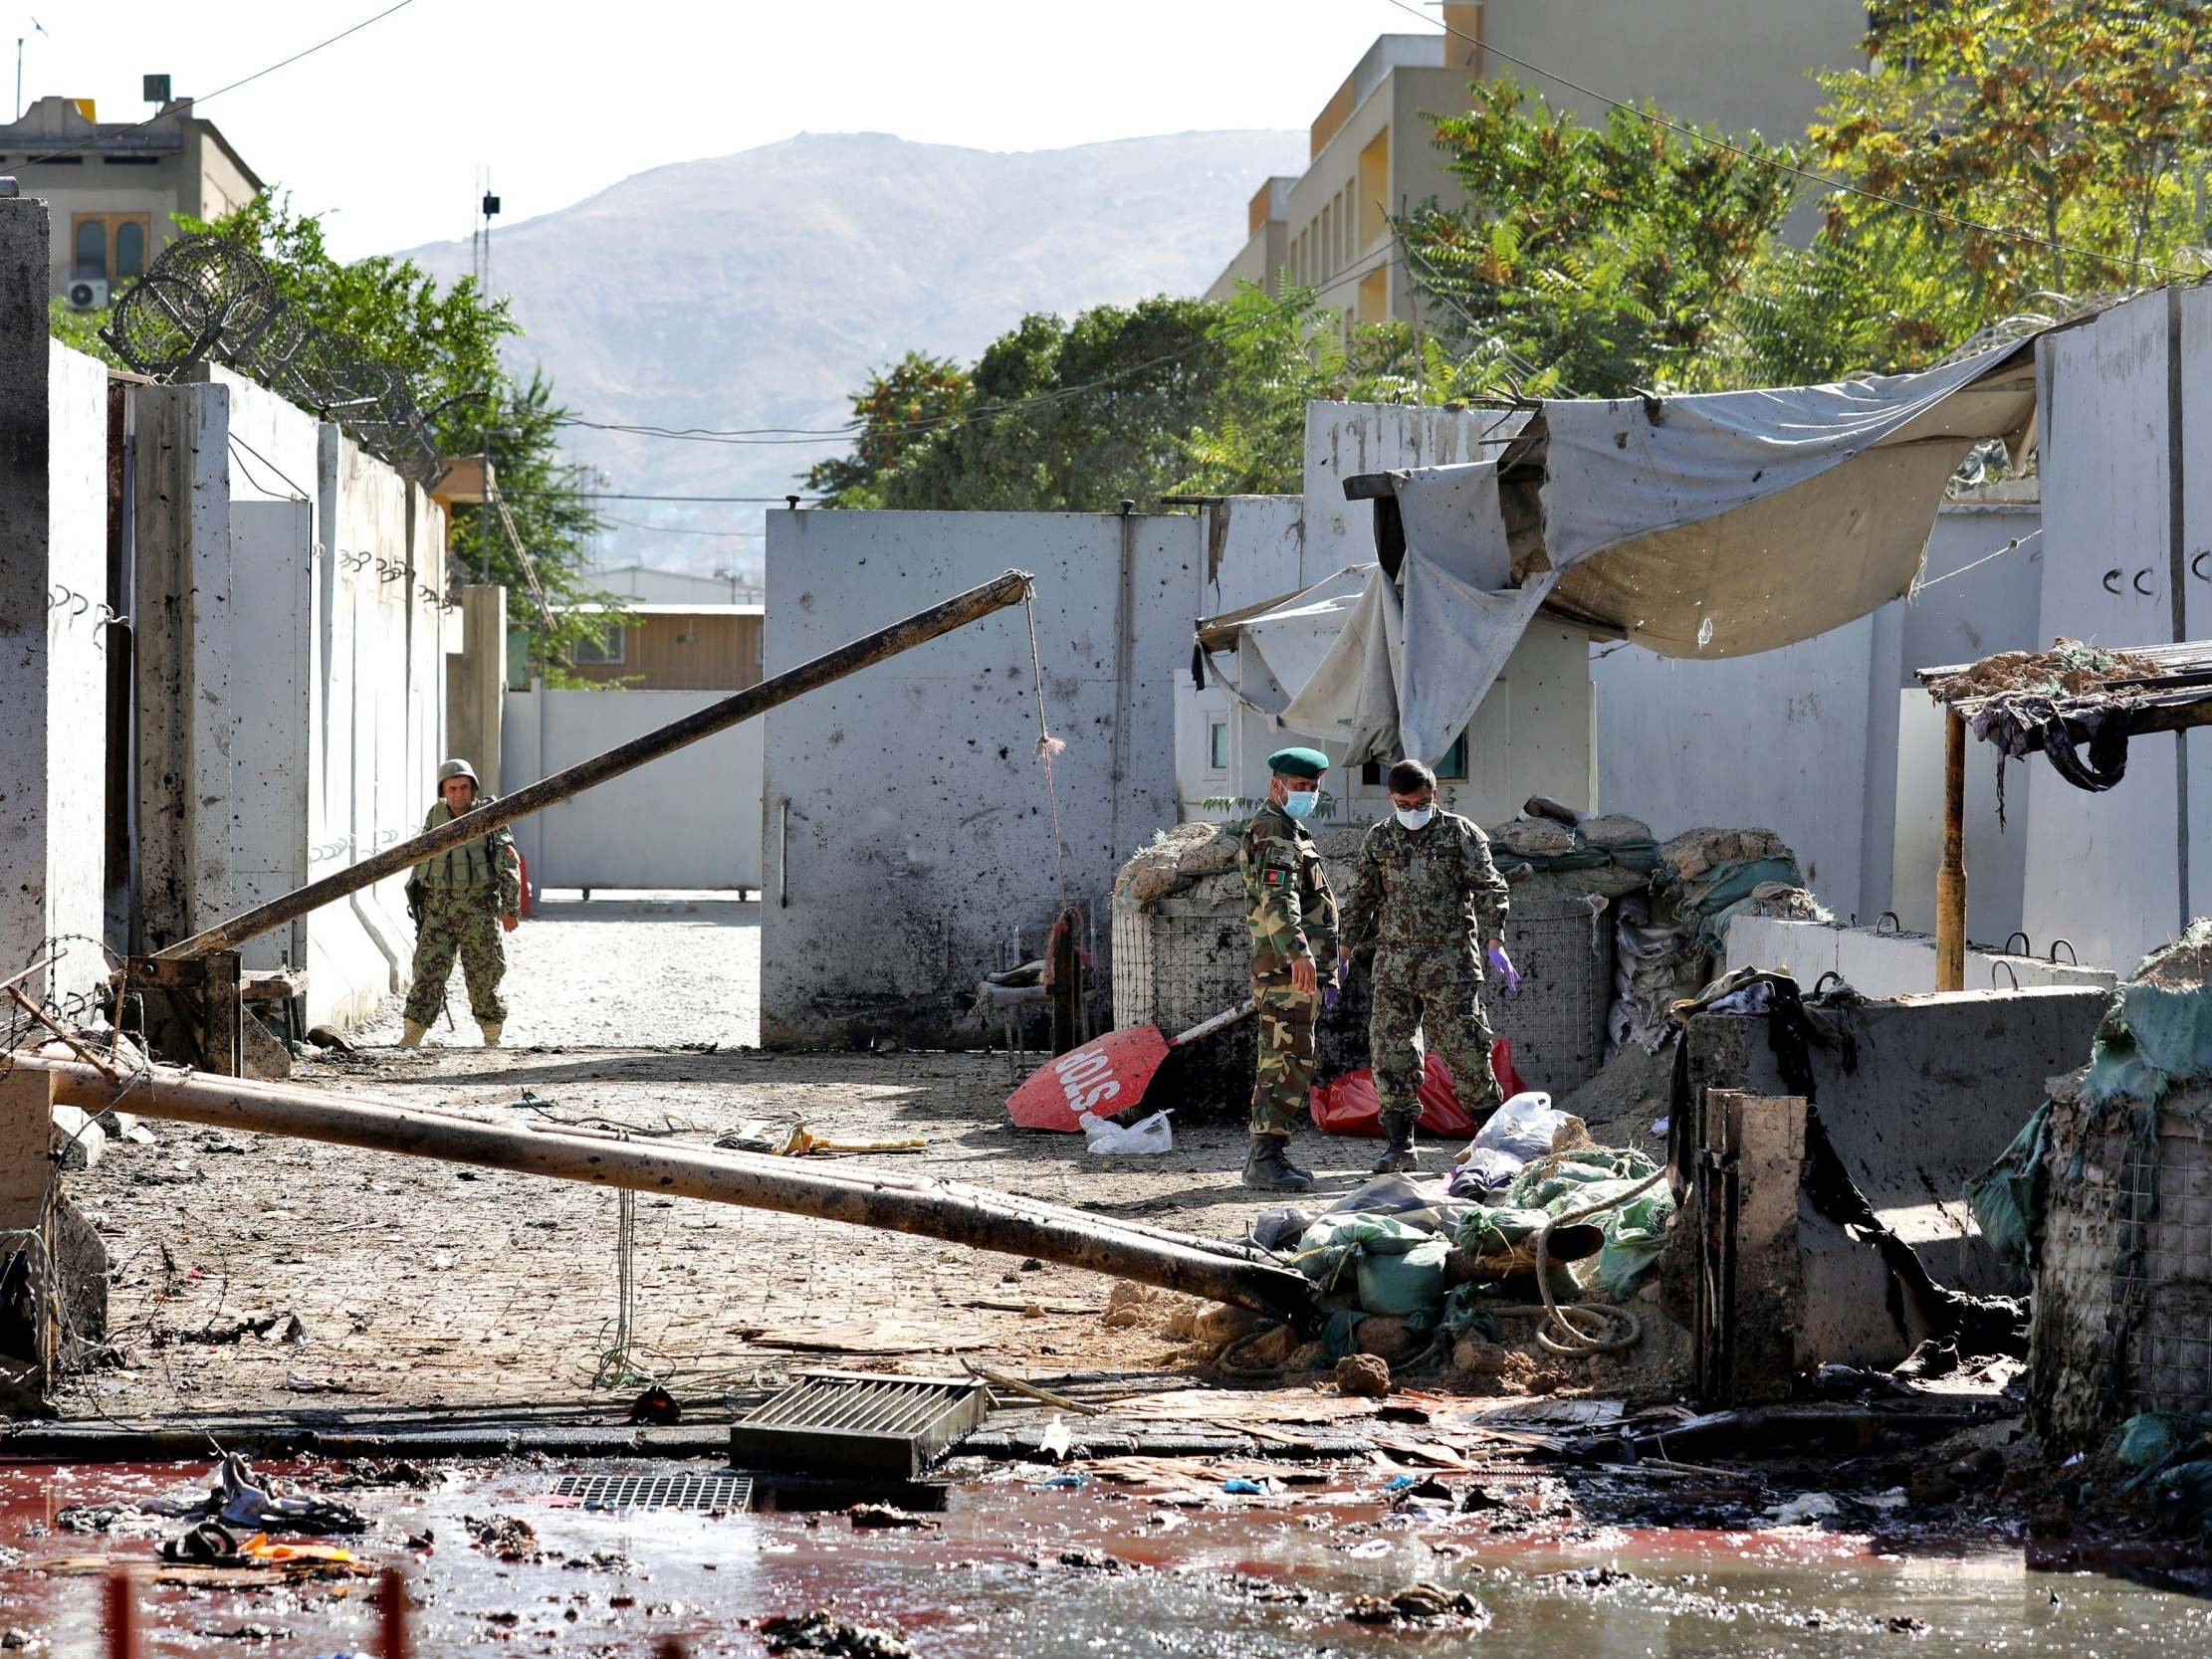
left=1197, top=340, right=2040, bottom=766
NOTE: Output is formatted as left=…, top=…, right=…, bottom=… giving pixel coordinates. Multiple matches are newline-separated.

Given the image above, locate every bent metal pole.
left=26, top=1057, right=1321, bottom=1328
left=156, top=569, right=1035, bottom=962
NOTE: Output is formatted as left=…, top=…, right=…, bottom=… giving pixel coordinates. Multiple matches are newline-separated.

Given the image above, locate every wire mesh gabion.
left=101, top=233, right=445, bottom=487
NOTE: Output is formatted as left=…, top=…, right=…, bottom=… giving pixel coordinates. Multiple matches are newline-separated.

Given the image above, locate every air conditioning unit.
left=64, top=277, right=109, bottom=311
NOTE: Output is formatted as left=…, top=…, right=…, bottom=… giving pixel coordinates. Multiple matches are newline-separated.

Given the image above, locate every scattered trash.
left=1032, top=1473, right=1089, bottom=1490
left=1220, top=1478, right=1266, bottom=1495
left=626, top=1384, right=682, bottom=1424
left=1347, top=1581, right=1488, bottom=1625
left=847, top=1505, right=937, bottom=1531
left=1471, top=1092, right=1571, bottom=1163
left=759, top=1608, right=914, bottom=1659
left=1079, top=1109, right=1174, bottom=1154
left=1037, top=1416, right=1075, bottom=1461
left=716, top=1121, right=927, bottom=1156
left=463, top=1514, right=549, bottom=1563
left=1765, top=1492, right=1841, bottom=1527
left=1057, top=1549, right=1128, bottom=1572
left=215, top=1455, right=367, bottom=1536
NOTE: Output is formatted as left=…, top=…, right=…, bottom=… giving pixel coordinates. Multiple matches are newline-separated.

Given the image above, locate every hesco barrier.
left=2031, top=1083, right=2212, bottom=1450
left=1113, top=858, right=1616, bottom=1112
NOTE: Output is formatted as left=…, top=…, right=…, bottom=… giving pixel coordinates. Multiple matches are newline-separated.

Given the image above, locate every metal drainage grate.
left=552, top=1473, right=753, bottom=1513
left=730, top=1370, right=990, bottom=1478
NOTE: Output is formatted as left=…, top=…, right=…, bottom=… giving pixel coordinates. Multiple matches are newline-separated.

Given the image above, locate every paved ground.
left=66, top=895, right=1411, bottom=1422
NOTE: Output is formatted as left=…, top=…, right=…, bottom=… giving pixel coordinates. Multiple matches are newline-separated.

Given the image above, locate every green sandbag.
left=1356, top=1235, right=1451, bottom=1318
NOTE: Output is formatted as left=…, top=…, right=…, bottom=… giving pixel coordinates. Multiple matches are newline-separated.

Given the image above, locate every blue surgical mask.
left=1395, top=805, right=1435, bottom=831
left=1281, top=789, right=1319, bottom=820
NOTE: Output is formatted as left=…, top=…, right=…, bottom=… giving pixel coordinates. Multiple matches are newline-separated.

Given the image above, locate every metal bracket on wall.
left=126, top=950, right=244, bottom=1077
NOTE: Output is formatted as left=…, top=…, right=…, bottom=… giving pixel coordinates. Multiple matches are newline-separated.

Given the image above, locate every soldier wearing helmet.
left=399, top=757, right=522, bottom=1048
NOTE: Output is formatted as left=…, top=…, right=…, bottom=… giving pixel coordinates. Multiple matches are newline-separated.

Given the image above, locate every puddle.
left=0, top=1459, right=2205, bottom=1655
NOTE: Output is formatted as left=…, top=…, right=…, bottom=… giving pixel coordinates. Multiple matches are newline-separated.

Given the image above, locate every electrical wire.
left=1379, top=0, right=2195, bottom=286
left=549, top=252, right=1397, bottom=454
left=12, top=0, right=419, bottom=169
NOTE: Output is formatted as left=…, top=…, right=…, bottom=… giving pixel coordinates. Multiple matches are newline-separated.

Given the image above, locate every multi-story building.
left=2, top=89, right=263, bottom=311
left=1209, top=1, right=1870, bottom=330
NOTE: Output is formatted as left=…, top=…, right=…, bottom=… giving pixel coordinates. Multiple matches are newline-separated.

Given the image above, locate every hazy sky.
left=13, top=0, right=1414, bottom=258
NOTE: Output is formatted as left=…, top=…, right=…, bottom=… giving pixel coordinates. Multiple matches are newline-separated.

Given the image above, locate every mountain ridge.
left=399, top=127, right=1306, bottom=573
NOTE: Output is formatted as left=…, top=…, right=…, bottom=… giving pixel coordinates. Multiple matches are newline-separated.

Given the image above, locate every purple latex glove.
left=1323, top=956, right=1347, bottom=1009
left=1486, top=940, right=1521, bottom=993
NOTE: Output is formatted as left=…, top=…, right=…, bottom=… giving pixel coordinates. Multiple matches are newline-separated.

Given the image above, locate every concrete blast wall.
left=134, top=368, right=447, bottom=1028
left=2025, top=291, right=2212, bottom=973
left=1685, top=986, right=2105, bottom=1368
left=762, top=510, right=1191, bottom=1048
left=503, top=686, right=764, bottom=891
left=0, top=199, right=110, bottom=1008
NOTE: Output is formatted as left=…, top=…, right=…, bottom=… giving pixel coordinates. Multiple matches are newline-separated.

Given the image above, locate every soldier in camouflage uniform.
left=1236, top=745, right=1340, bottom=1193
left=399, top=758, right=523, bottom=1049
left=1340, top=757, right=1512, bottom=1172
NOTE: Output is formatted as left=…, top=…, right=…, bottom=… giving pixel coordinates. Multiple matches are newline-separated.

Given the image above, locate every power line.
left=501, top=491, right=819, bottom=504
left=596, top=515, right=765, bottom=538
left=550, top=253, right=1396, bottom=456
left=1380, top=0, right=2193, bottom=286
left=12, top=0, right=418, bottom=168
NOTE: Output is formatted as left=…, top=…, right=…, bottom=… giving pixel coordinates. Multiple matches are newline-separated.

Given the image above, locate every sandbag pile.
left=1488, top=813, right=1659, bottom=900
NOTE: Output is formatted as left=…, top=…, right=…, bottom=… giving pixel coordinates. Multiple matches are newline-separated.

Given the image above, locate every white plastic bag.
left=1471, top=1091, right=1566, bottom=1162
left=1079, top=1110, right=1174, bottom=1154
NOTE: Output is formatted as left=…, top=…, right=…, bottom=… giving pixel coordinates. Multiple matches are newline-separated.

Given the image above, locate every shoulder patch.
left=1259, top=866, right=1291, bottom=889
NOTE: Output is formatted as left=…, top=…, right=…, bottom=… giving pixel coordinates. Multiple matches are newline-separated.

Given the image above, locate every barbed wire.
left=102, top=234, right=443, bottom=488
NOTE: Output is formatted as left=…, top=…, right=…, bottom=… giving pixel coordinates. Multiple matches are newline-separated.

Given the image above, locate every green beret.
left=1267, top=746, right=1329, bottom=780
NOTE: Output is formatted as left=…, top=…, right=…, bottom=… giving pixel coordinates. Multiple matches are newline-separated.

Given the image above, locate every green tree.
left=1178, top=283, right=1510, bottom=497
left=1403, top=78, right=1801, bottom=398
left=803, top=351, right=970, bottom=507
left=183, top=195, right=619, bottom=681
left=864, top=296, right=1226, bottom=511
left=1811, top=0, right=2212, bottom=314
left=48, top=297, right=124, bottom=367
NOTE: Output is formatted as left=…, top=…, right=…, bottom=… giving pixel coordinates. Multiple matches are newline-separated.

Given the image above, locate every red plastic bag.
left=1309, top=1040, right=1524, bottom=1139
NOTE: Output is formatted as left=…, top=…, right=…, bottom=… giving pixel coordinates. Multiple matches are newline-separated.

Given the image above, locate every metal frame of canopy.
left=1913, top=641, right=2212, bottom=990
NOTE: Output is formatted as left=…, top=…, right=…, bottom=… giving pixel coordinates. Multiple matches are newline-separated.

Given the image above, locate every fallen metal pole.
left=26, top=1057, right=1321, bottom=1329
left=155, top=568, right=1036, bottom=961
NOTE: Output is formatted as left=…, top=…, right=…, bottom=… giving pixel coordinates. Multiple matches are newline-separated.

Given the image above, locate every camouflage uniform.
left=1237, top=801, right=1340, bottom=1139
left=1341, top=811, right=1510, bottom=1127
left=402, top=796, right=522, bottom=1027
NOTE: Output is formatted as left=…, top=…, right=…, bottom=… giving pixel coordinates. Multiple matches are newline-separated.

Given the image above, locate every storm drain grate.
left=552, top=1473, right=753, bottom=1513
left=730, top=1371, right=990, bottom=1478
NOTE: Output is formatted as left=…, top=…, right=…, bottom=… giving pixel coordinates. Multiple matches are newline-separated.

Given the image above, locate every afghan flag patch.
left=1260, top=867, right=1290, bottom=889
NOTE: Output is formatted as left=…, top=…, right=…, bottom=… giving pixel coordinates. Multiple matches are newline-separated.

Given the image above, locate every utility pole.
left=16, top=19, right=46, bottom=123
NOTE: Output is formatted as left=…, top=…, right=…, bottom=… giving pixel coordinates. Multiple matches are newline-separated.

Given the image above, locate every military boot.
left=1371, top=1115, right=1419, bottom=1174
left=399, top=1019, right=428, bottom=1049
left=479, top=1021, right=504, bottom=1049
left=1242, top=1136, right=1316, bottom=1193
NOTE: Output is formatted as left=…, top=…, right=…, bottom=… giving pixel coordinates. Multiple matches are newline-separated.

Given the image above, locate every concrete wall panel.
left=2025, top=296, right=2180, bottom=972
left=761, top=510, right=1195, bottom=1047
left=501, top=688, right=764, bottom=891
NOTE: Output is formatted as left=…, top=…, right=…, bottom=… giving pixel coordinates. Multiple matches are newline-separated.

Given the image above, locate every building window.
left=1436, top=730, right=1469, bottom=780
left=68, top=213, right=150, bottom=282
left=72, top=218, right=106, bottom=278
left=571, top=623, right=626, bottom=665
left=113, top=220, right=145, bottom=279
left=1208, top=720, right=1230, bottom=771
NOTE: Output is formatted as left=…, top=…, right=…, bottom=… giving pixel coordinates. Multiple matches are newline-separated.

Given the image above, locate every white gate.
left=501, top=687, right=764, bottom=892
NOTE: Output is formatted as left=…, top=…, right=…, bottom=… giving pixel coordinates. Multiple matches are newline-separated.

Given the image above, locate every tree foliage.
left=1812, top=0, right=2212, bottom=310
left=802, top=351, right=970, bottom=507
left=809, top=291, right=1492, bottom=509
left=171, top=195, right=615, bottom=681
left=1404, top=79, right=1802, bottom=397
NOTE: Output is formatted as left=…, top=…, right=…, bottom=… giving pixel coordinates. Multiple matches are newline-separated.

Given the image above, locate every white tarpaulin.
left=1196, top=339, right=2040, bottom=765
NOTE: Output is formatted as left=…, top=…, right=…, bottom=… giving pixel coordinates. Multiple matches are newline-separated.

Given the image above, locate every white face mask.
left=1395, top=805, right=1435, bottom=831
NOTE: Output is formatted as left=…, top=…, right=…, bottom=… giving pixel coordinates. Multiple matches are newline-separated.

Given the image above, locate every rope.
left=1909, top=527, right=2042, bottom=597
left=1021, top=582, right=1071, bottom=916
left=1532, top=1170, right=1665, bottom=1355
left=590, top=1186, right=645, bottom=1389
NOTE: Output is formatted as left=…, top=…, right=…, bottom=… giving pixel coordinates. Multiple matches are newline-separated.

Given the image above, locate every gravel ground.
left=350, top=894, right=762, bottom=1050
left=65, top=896, right=1405, bottom=1420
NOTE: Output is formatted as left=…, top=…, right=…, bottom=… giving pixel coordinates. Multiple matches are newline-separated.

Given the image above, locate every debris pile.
left=1923, top=637, right=2160, bottom=704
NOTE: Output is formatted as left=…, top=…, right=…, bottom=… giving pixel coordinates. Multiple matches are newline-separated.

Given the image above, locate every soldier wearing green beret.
left=1235, top=745, right=1340, bottom=1192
